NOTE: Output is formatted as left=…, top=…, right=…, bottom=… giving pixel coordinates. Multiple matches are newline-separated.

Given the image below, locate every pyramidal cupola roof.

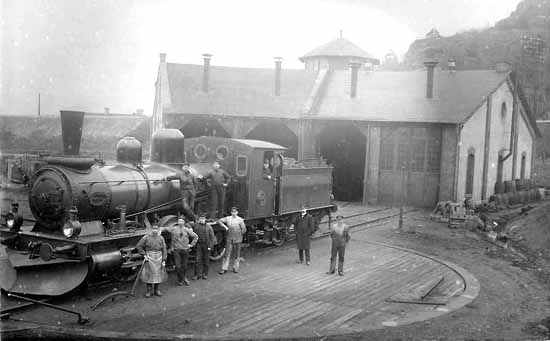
left=299, top=37, right=379, bottom=64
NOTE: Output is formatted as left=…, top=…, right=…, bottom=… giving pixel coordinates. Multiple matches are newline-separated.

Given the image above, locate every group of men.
left=165, top=161, right=231, bottom=222
left=135, top=161, right=351, bottom=298
left=292, top=208, right=351, bottom=276
left=135, top=207, right=245, bottom=298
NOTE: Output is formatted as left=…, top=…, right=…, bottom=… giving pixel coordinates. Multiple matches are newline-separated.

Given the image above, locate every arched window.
left=465, top=148, right=475, bottom=196
left=520, top=152, right=527, bottom=179
left=501, top=102, right=507, bottom=120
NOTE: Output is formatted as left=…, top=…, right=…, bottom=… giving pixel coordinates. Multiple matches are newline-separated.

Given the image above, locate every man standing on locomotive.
left=292, top=206, right=314, bottom=265
left=165, top=162, right=198, bottom=222
left=218, top=207, right=246, bottom=274
left=200, top=161, right=231, bottom=219
left=191, top=213, right=217, bottom=280
left=136, top=224, right=167, bottom=297
left=162, top=218, right=198, bottom=286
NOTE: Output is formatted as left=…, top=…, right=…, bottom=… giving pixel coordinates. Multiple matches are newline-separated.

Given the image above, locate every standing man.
left=191, top=213, right=217, bottom=280
left=326, top=215, right=350, bottom=276
left=136, top=225, right=167, bottom=297
left=165, top=163, right=198, bottom=222
left=292, top=206, right=314, bottom=265
left=218, top=207, right=246, bottom=274
left=162, top=218, right=198, bottom=286
left=201, top=161, right=231, bottom=219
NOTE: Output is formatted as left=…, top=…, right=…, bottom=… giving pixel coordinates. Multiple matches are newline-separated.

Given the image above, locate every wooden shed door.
left=378, top=126, right=441, bottom=207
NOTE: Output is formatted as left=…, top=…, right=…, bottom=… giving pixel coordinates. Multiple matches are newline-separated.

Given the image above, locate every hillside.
left=404, top=0, right=550, bottom=119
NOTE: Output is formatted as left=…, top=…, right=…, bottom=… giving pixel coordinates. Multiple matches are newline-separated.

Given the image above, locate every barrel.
left=504, top=180, right=516, bottom=193
left=517, top=190, right=528, bottom=204
left=494, top=181, right=505, bottom=194
left=508, top=192, right=518, bottom=205
left=529, top=189, right=538, bottom=201
left=516, top=179, right=528, bottom=191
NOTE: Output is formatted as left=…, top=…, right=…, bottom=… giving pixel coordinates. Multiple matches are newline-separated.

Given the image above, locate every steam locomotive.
left=0, top=111, right=336, bottom=296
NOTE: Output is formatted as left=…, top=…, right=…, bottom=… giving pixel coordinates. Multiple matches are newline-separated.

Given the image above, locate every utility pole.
left=37, top=93, right=41, bottom=116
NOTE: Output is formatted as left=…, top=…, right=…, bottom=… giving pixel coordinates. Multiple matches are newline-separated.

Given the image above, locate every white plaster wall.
left=457, top=102, right=487, bottom=202
left=486, top=82, right=514, bottom=198
left=515, top=110, right=533, bottom=179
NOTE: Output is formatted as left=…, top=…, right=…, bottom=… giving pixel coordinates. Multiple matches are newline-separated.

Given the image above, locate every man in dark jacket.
left=200, top=161, right=231, bottom=219
left=191, top=213, right=217, bottom=280
left=326, top=215, right=350, bottom=276
left=165, top=163, right=198, bottom=221
left=292, top=207, right=314, bottom=265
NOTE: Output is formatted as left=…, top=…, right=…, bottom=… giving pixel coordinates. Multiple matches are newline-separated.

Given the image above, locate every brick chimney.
left=349, top=61, right=361, bottom=98
left=159, top=53, right=167, bottom=63
left=274, top=57, right=282, bottom=96
left=424, top=61, right=438, bottom=99
left=202, top=53, right=212, bottom=93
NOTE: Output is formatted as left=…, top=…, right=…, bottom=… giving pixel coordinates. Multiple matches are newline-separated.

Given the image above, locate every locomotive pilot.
left=200, top=161, right=231, bottom=219
left=165, top=162, right=198, bottom=222
left=190, top=213, right=217, bottom=280
left=136, top=225, right=167, bottom=297
left=291, top=206, right=314, bottom=265
left=162, top=218, right=198, bottom=286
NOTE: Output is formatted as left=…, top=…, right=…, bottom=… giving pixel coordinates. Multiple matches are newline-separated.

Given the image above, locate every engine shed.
left=154, top=38, right=540, bottom=207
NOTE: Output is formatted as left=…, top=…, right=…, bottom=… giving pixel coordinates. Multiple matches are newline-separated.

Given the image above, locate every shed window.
left=236, top=155, right=248, bottom=177
left=410, top=139, right=426, bottom=172
left=520, top=153, right=526, bottom=179
left=465, top=150, right=475, bottom=196
left=379, top=141, right=394, bottom=170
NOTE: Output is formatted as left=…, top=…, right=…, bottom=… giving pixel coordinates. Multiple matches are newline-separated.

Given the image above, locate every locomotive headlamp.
left=62, top=207, right=82, bottom=238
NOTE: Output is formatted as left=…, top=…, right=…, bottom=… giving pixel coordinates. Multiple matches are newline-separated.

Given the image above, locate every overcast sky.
left=1, top=0, right=522, bottom=115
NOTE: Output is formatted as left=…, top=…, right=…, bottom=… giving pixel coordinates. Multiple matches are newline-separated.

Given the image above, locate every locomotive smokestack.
left=424, top=61, right=438, bottom=99
left=202, top=53, right=212, bottom=93
left=60, top=110, right=85, bottom=155
left=349, top=61, right=361, bottom=99
left=274, top=57, right=282, bottom=96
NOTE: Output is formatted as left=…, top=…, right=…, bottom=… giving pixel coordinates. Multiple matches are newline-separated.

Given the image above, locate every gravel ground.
left=346, top=210, right=550, bottom=341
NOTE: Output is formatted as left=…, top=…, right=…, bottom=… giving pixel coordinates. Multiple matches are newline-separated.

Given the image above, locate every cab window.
left=236, top=155, right=248, bottom=176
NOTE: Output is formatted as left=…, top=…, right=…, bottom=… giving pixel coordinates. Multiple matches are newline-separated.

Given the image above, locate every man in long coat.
left=136, top=225, right=167, bottom=297
left=293, top=207, right=314, bottom=265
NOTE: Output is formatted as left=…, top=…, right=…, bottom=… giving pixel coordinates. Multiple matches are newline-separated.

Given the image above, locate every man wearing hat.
left=165, top=162, right=198, bottom=221
left=190, top=213, right=217, bottom=280
left=136, top=224, right=167, bottom=297
left=218, top=207, right=246, bottom=274
left=162, top=217, right=198, bottom=286
left=291, top=206, right=314, bottom=265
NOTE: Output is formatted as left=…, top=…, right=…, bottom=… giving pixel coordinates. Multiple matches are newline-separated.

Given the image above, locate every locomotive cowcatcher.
left=0, top=110, right=336, bottom=296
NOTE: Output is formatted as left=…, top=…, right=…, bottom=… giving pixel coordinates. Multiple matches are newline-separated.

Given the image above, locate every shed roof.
left=164, top=62, right=517, bottom=125
left=165, top=63, right=317, bottom=118
left=299, top=38, right=379, bottom=63
left=316, top=69, right=510, bottom=123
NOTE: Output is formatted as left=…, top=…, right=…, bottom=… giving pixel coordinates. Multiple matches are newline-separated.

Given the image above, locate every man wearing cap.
left=291, top=206, right=314, bottom=265
left=136, top=225, right=167, bottom=297
left=200, top=161, right=231, bottom=219
left=190, top=213, right=217, bottom=280
left=326, top=215, right=350, bottom=276
left=162, top=218, right=198, bottom=286
left=165, top=163, right=198, bottom=222
left=218, top=207, right=246, bottom=274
